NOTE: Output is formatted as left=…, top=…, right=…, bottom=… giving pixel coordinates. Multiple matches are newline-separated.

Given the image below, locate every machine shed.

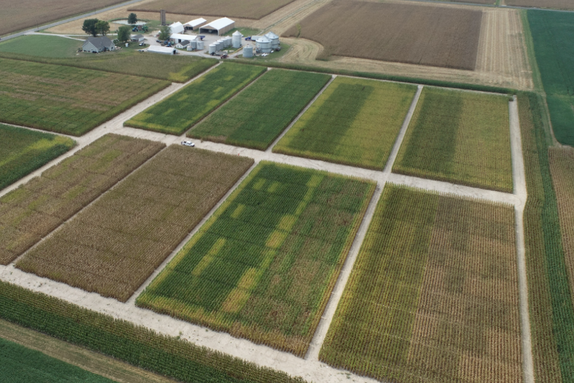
left=199, top=17, right=235, bottom=36
left=184, top=18, right=207, bottom=30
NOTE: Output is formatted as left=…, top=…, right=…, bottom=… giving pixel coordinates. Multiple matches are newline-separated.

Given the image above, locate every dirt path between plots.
left=0, top=319, right=177, bottom=383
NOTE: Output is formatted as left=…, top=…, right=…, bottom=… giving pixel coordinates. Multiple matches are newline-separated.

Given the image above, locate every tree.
left=158, top=25, right=171, bottom=41
left=118, top=26, right=131, bottom=43
left=82, top=19, right=99, bottom=37
left=128, top=13, right=138, bottom=24
left=95, top=20, right=110, bottom=36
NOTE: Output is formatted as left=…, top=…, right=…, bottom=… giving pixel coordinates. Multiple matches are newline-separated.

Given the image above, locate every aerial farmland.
left=0, top=0, right=573, bottom=382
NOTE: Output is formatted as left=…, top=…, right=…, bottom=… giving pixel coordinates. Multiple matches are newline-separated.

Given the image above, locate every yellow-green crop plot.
left=137, top=162, right=375, bottom=356
left=393, top=87, right=512, bottom=192
left=320, top=185, right=521, bottom=382
left=273, top=77, right=416, bottom=169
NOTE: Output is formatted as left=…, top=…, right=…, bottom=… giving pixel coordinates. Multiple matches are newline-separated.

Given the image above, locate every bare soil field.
left=283, top=0, right=482, bottom=70
left=504, top=0, right=574, bottom=10
left=0, top=0, right=125, bottom=36
left=130, top=0, right=295, bottom=20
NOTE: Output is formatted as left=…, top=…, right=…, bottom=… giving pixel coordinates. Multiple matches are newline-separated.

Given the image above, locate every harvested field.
left=549, top=147, right=574, bottom=310
left=17, top=146, right=253, bottom=302
left=527, top=10, right=574, bottom=145
left=274, top=77, right=417, bottom=169
left=137, top=162, right=375, bottom=356
left=0, top=58, right=170, bottom=136
left=0, top=134, right=164, bottom=265
left=0, top=336, right=115, bottom=382
left=283, top=1, right=482, bottom=70
left=0, top=0, right=125, bottom=36
left=0, top=124, right=75, bottom=191
left=125, top=63, right=266, bottom=135
left=188, top=69, right=330, bottom=150
left=393, top=87, right=513, bottom=192
left=129, top=0, right=295, bottom=20
left=320, top=185, right=521, bottom=382
left=505, top=0, right=574, bottom=10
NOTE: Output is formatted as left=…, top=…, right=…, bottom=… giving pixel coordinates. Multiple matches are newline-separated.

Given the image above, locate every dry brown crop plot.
left=549, top=147, right=574, bottom=309
left=283, top=0, right=482, bottom=70
left=0, top=0, right=125, bottom=36
left=504, top=0, right=574, bottom=10
left=17, top=146, right=253, bottom=302
left=0, top=135, right=164, bottom=265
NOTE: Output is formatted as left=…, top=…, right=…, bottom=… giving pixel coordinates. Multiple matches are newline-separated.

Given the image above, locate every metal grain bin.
left=190, top=39, right=197, bottom=49
left=265, top=31, right=280, bottom=49
left=256, top=36, right=271, bottom=53
left=208, top=43, right=216, bottom=54
left=197, top=40, right=204, bottom=50
left=232, top=30, right=243, bottom=48
left=243, top=46, right=253, bottom=58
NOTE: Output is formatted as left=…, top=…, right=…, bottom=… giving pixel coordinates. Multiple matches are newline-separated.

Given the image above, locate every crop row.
left=0, top=134, right=164, bottom=265
left=16, top=146, right=253, bottom=302
left=137, top=162, right=375, bottom=357
left=320, top=185, right=521, bottom=382
left=0, top=124, right=76, bottom=191
left=0, top=58, right=170, bottom=136
left=125, top=63, right=266, bottom=135
left=188, top=69, right=331, bottom=150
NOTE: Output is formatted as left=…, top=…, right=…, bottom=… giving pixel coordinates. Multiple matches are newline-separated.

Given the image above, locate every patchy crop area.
left=188, top=69, right=330, bottom=150
left=274, top=77, right=416, bottom=169
left=0, top=124, right=75, bottom=191
left=137, top=162, right=375, bottom=356
left=130, top=0, right=295, bottom=20
left=0, top=35, right=81, bottom=58
left=125, top=63, right=265, bottom=135
left=0, top=58, right=169, bottom=136
left=393, top=87, right=512, bottom=192
left=527, top=10, right=574, bottom=145
left=0, top=134, right=164, bottom=265
left=17, top=146, right=253, bottom=302
left=506, top=0, right=574, bottom=10
left=0, top=336, right=115, bottom=382
left=0, top=0, right=125, bottom=36
left=283, top=1, right=482, bottom=70
left=320, top=185, right=521, bottom=382
left=549, top=147, right=574, bottom=309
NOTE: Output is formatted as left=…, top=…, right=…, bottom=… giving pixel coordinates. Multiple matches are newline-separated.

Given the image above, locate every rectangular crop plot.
left=16, top=146, right=253, bottom=302
left=188, top=69, right=331, bottom=150
left=273, top=77, right=416, bottom=169
left=0, top=58, right=170, bottom=136
left=0, top=124, right=75, bottom=190
left=283, top=1, right=482, bottom=70
left=137, top=162, right=375, bottom=356
left=125, top=63, right=266, bottom=135
left=393, top=87, right=512, bottom=192
left=130, top=0, right=295, bottom=20
left=320, top=185, right=521, bottom=382
left=0, top=134, right=164, bottom=265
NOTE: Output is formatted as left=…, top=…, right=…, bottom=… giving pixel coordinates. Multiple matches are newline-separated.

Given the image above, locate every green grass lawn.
left=527, top=10, right=574, bottom=145
left=137, top=162, right=375, bottom=357
left=188, top=69, right=330, bottom=149
left=0, top=35, right=81, bottom=58
left=0, top=337, right=115, bottom=382
left=125, top=63, right=266, bottom=135
left=273, top=77, right=417, bottom=169
left=393, top=87, right=513, bottom=192
left=0, top=124, right=76, bottom=190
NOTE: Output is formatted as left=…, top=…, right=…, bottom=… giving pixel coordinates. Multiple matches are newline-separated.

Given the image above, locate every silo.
left=190, top=39, right=197, bottom=49
left=216, top=40, right=223, bottom=51
left=225, top=37, right=232, bottom=48
left=265, top=32, right=280, bottom=49
left=232, top=30, right=243, bottom=48
left=197, top=40, right=204, bottom=50
left=243, top=46, right=253, bottom=58
left=256, top=36, right=271, bottom=53
left=208, top=43, right=216, bottom=54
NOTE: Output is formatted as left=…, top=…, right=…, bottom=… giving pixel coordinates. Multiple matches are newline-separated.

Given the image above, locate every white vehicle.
left=181, top=140, right=195, bottom=147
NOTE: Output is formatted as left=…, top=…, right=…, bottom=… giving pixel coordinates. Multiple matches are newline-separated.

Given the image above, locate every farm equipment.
left=198, top=35, right=205, bottom=40
left=245, top=36, right=252, bottom=41
left=142, top=25, right=148, bottom=32
left=132, top=26, right=138, bottom=32
left=221, top=54, right=228, bottom=59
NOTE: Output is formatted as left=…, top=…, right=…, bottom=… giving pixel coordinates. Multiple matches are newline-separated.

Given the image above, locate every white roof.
left=256, top=36, right=270, bottom=42
left=148, top=46, right=176, bottom=54
left=232, top=30, right=243, bottom=36
left=202, top=17, right=234, bottom=31
left=169, top=22, right=184, bottom=34
left=185, top=18, right=206, bottom=27
left=265, top=32, right=279, bottom=39
left=171, top=33, right=193, bottom=41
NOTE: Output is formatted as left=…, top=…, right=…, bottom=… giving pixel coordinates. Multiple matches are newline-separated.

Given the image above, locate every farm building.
left=184, top=18, right=206, bottom=30
left=148, top=46, right=177, bottom=55
left=199, top=17, right=235, bottom=36
left=131, top=34, right=145, bottom=43
left=82, top=36, right=115, bottom=53
left=169, top=21, right=184, bottom=34
left=176, top=40, right=190, bottom=49
left=171, top=33, right=192, bottom=43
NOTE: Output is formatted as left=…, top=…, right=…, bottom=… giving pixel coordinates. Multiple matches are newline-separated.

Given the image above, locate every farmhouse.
left=184, top=18, right=207, bottom=30
left=82, top=36, right=115, bottom=53
left=169, top=21, right=184, bottom=34
left=199, top=17, right=235, bottom=35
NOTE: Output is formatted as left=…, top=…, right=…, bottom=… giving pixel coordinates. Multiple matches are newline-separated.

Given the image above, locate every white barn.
left=184, top=18, right=207, bottom=30
left=169, top=22, right=184, bottom=35
left=199, top=17, right=235, bottom=36
left=171, top=33, right=191, bottom=43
